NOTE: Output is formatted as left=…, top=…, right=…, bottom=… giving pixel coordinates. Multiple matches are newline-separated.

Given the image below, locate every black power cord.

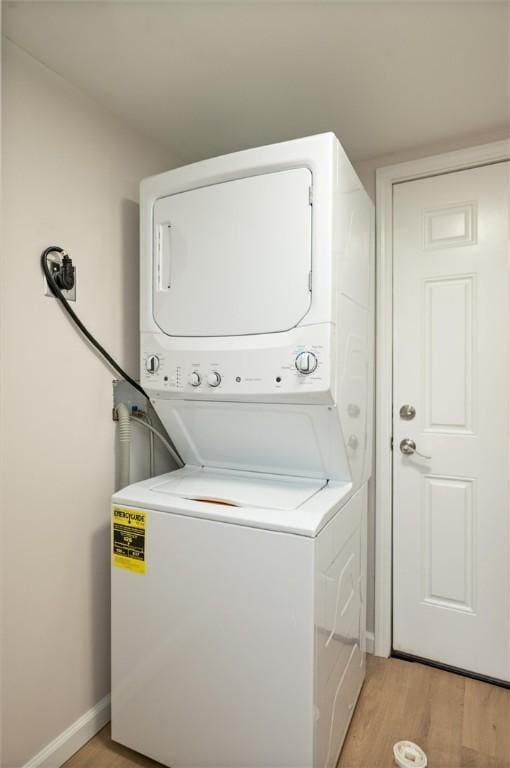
left=53, top=251, right=76, bottom=290
left=41, top=245, right=184, bottom=467
left=41, top=245, right=150, bottom=399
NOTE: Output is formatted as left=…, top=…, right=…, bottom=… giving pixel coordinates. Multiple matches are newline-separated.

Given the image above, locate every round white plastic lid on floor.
left=393, top=741, right=427, bottom=768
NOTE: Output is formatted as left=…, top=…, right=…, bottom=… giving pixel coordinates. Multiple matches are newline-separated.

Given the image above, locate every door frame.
left=374, top=138, right=510, bottom=657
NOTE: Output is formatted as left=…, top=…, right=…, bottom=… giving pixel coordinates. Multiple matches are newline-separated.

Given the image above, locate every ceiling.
left=3, top=1, right=509, bottom=165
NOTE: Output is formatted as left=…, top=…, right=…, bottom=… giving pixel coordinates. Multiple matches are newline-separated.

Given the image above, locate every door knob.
left=400, top=438, right=431, bottom=460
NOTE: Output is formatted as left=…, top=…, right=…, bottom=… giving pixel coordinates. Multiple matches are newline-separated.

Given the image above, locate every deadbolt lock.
left=399, top=404, right=416, bottom=420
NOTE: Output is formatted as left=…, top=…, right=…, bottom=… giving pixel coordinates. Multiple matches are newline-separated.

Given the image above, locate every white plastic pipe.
left=117, top=403, right=131, bottom=489
left=131, top=415, right=184, bottom=468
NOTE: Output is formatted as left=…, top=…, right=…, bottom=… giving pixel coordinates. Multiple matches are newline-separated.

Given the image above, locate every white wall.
left=1, top=39, right=177, bottom=767
left=354, top=126, right=510, bottom=202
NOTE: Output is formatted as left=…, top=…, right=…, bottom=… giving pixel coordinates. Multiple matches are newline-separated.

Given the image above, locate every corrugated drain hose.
left=117, top=403, right=131, bottom=489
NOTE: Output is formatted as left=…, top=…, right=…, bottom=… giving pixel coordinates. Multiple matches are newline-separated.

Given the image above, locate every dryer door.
left=153, top=168, right=312, bottom=337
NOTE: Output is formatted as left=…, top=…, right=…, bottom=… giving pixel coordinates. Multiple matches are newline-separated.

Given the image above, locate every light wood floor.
left=65, top=656, right=510, bottom=768
left=338, top=657, right=510, bottom=768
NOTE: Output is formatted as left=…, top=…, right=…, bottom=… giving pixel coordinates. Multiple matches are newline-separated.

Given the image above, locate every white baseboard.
left=22, top=694, right=110, bottom=768
left=366, top=630, right=375, bottom=655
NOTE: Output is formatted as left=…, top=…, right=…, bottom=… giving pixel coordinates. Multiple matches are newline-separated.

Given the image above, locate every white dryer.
left=111, top=133, right=374, bottom=768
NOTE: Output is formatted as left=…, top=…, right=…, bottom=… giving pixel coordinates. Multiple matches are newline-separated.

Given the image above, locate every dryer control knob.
left=145, top=354, right=160, bottom=374
left=295, top=351, right=318, bottom=375
left=207, top=371, right=221, bottom=387
left=188, top=372, right=201, bottom=387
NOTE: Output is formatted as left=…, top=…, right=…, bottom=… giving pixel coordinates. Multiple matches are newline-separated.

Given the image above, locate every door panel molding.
left=422, top=474, right=475, bottom=614
left=374, top=139, right=510, bottom=658
left=424, top=274, right=475, bottom=433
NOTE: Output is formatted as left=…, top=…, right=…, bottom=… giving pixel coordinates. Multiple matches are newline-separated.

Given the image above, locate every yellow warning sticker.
left=112, top=507, right=146, bottom=574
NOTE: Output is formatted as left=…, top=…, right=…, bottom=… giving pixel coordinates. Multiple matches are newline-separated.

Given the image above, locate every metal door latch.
left=400, top=438, right=431, bottom=460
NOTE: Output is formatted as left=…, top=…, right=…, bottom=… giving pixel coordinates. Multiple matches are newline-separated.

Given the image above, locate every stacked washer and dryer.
left=111, top=133, right=374, bottom=768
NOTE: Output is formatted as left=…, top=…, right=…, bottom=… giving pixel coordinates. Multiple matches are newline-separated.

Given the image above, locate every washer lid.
left=148, top=466, right=325, bottom=511
left=113, top=467, right=353, bottom=536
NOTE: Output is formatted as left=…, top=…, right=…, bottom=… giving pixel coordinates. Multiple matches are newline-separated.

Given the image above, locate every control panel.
left=141, top=324, right=333, bottom=403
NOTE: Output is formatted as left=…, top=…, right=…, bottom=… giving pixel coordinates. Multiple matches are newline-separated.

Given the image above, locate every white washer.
left=112, top=468, right=367, bottom=768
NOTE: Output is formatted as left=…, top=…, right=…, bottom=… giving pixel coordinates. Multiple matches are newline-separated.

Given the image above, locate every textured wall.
left=1, top=40, right=176, bottom=767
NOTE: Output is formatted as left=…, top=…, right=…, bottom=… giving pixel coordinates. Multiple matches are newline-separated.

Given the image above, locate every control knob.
left=145, top=354, right=160, bottom=374
left=295, top=351, right=318, bottom=375
left=188, top=372, right=201, bottom=387
left=207, top=371, right=221, bottom=387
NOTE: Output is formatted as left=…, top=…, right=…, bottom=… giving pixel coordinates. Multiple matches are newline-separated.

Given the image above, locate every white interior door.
left=393, top=161, right=510, bottom=681
left=152, top=168, right=312, bottom=337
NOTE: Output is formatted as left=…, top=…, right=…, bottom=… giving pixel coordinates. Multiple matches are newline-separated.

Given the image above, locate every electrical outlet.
left=43, top=251, right=76, bottom=301
left=112, top=379, right=147, bottom=419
